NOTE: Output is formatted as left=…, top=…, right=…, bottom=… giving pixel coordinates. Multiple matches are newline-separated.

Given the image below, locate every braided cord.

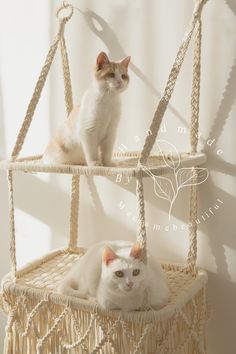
left=7, top=171, right=17, bottom=280
left=69, top=175, right=80, bottom=250
left=190, top=18, right=202, bottom=153
left=58, top=21, right=80, bottom=251
left=139, top=0, right=206, bottom=165
left=187, top=15, right=202, bottom=267
left=187, top=177, right=198, bottom=267
left=60, top=33, right=74, bottom=115
left=136, top=172, right=147, bottom=263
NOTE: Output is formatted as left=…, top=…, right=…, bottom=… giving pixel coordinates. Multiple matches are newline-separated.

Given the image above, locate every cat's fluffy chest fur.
left=58, top=240, right=169, bottom=312
left=77, top=88, right=121, bottom=142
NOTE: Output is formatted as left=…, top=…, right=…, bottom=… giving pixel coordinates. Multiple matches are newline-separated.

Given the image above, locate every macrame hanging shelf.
left=0, top=1, right=209, bottom=353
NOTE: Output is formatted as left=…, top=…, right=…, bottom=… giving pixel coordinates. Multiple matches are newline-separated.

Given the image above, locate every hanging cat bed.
left=0, top=1, right=209, bottom=353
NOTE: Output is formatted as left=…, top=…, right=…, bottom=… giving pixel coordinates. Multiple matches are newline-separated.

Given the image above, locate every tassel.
left=3, top=332, right=13, bottom=354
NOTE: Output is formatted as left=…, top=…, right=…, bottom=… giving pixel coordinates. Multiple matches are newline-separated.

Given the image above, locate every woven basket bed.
left=1, top=249, right=208, bottom=354
left=0, top=1, right=209, bottom=353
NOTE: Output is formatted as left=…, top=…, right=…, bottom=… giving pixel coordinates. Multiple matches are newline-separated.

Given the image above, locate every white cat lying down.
left=58, top=240, right=169, bottom=312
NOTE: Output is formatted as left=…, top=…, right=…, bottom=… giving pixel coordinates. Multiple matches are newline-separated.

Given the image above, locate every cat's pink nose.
left=127, top=281, right=134, bottom=288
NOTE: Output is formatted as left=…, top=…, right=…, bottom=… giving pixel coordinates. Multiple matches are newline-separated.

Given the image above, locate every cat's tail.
left=58, top=282, right=88, bottom=299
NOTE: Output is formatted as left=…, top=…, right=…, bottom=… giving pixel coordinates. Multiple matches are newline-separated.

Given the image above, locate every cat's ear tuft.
left=121, top=56, right=131, bottom=69
left=96, top=52, right=110, bottom=70
left=130, top=243, right=142, bottom=260
left=103, top=246, right=117, bottom=266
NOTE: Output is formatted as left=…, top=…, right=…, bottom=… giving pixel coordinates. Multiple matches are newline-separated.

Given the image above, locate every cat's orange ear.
left=103, top=246, right=117, bottom=266
left=130, top=243, right=142, bottom=259
left=97, top=52, right=110, bottom=70
left=121, top=56, right=131, bottom=69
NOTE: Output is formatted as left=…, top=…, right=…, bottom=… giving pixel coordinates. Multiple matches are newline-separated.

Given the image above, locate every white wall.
left=0, top=0, right=236, bottom=353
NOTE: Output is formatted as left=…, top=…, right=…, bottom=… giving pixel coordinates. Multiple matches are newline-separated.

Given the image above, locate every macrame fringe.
left=2, top=288, right=208, bottom=354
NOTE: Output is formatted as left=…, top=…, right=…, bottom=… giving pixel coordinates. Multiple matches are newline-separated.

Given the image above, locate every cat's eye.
left=121, top=74, right=128, bottom=80
left=115, top=270, right=124, bottom=278
left=107, top=72, right=115, bottom=78
left=133, top=269, right=140, bottom=276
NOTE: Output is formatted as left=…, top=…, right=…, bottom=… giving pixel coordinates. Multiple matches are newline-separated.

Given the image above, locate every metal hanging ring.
left=56, top=3, right=74, bottom=22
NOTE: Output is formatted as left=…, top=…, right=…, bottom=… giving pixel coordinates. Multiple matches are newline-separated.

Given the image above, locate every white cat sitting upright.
left=43, top=52, right=131, bottom=166
left=58, top=241, right=169, bottom=312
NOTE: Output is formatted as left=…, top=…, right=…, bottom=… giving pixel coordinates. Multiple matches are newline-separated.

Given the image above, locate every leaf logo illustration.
left=141, top=139, right=209, bottom=220
left=141, top=165, right=175, bottom=208
left=176, top=167, right=209, bottom=190
left=153, top=176, right=175, bottom=203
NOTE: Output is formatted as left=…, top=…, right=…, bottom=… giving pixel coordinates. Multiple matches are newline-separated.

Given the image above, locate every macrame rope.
left=187, top=16, right=202, bottom=267
left=60, top=33, right=74, bottom=115
left=69, top=175, right=80, bottom=250
left=136, top=171, right=147, bottom=263
left=7, top=171, right=17, bottom=281
left=190, top=18, right=202, bottom=153
left=139, top=0, right=206, bottom=166
left=188, top=181, right=198, bottom=267
left=59, top=23, right=80, bottom=251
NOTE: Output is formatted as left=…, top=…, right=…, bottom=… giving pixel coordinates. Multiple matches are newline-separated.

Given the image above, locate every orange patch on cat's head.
left=94, top=52, right=131, bottom=82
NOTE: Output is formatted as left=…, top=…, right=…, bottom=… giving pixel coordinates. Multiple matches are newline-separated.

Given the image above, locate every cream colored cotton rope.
left=190, top=18, right=202, bottom=154
left=188, top=182, right=198, bottom=267
left=69, top=175, right=80, bottom=250
left=136, top=170, right=147, bottom=263
left=7, top=171, right=17, bottom=280
left=188, top=16, right=202, bottom=268
left=60, top=33, right=73, bottom=116
left=58, top=19, right=81, bottom=252
left=139, top=0, right=206, bottom=166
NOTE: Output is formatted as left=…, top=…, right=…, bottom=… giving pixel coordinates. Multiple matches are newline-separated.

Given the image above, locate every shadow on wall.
left=225, top=0, right=236, bottom=14
left=79, top=8, right=188, bottom=129
left=204, top=57, right=236, bottom=177
left=13, top=174, right=135, bottom=250
left=207, top=272, right=236, bottom=354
